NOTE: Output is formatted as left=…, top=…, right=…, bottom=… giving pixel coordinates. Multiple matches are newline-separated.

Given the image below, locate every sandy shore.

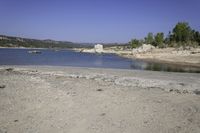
left=0, top=66, right=200, bottom=133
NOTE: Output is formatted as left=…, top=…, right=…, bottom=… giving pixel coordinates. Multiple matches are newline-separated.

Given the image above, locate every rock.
left=94, top=44, right=103, bottom=53
left=0, top=129, right=7, bottom=133
left=141, top=44, right=155, bottom=52
left=97, top=89, right=103, bottom=91
left=82, top=49, right=95, bottom=53
left=132, top=44, right=155, bottom=54
left=0, top=85, right=6, bottom=89
left=177, top=46, right=184, bottom=51
left=100, top=113, right=106, bottom=116
left=193, top=90, right=200, bottom=95
left=14, top=120, right=19, bottom=122
left=5, top=68, right=14, bottom=72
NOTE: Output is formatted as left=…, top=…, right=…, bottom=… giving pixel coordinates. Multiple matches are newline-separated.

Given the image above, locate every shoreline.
left=1, top=65, right=200, bottom=132
left=74, top=47, right=200, bottom=68
left=120, top=54, right=200, bottom=68
left=1, top=65, right=200, bottom=92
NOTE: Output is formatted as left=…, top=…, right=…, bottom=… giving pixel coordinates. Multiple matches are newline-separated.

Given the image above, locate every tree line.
left=129, top=22, right=200, bottom=48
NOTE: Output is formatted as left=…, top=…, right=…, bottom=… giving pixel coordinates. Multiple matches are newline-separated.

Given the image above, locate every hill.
left=0, top=35, right=85, bottom=48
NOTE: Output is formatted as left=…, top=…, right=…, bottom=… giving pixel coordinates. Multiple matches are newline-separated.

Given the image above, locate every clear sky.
left=0, top=0, right=200, bottom=43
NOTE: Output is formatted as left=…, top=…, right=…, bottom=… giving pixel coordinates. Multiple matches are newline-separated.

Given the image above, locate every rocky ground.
left=0, top=66, right=200, bottom=133
left=125, top=47, right=200, bottom=67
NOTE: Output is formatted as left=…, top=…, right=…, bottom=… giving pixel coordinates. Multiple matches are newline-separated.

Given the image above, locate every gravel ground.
left=0, top=66, right=200, bottom=133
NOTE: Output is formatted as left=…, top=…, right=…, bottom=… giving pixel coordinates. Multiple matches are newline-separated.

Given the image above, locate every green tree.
left=154, top=32, right=165, bottom=48
left=192, top=31, right=200, bottom=45
left=172, top=22, right=192, bottom=43
left=164, top=31, right=172, bottom=46
left=129, top=39, right=141, bottom=48
left=145, top=32, right=154, bottom=44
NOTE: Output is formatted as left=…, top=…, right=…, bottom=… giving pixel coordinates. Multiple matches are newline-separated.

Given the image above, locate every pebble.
left=0, top=85, right=6, bottom=89
left=97, top=89, right=103, bottom=91
left=5, top=68, right=14, bottom=72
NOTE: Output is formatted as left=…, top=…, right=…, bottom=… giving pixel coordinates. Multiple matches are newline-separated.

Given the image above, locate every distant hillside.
left=0, top=35, right=128, bottom=49
left=0, top=35, right=86, bottom=48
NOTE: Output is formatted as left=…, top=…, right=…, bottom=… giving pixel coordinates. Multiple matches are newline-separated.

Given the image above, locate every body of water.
left=0, top=48, right=199, bottom=73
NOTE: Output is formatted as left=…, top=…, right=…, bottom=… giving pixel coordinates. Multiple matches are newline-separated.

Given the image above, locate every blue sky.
left=0, top=0, right=200, bottom=43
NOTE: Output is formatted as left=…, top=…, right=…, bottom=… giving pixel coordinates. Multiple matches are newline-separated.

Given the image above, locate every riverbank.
left=74, top=47, right=200, bottom=68
left=122, top=48, right=200, bottom=68
left=0, top=66, right=200, bottom=133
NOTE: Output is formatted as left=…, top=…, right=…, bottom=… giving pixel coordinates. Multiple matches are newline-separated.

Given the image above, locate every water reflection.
left=130, top=60, right=200, bottom=73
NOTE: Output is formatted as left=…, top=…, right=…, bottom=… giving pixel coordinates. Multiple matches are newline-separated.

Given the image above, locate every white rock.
left=82, top=49, right=95, bottom=53
left=141, top=44, right=155, bottom=52
left=94, top=44, right=104, bottom=53
left=132, top=44, right=155, bottom=54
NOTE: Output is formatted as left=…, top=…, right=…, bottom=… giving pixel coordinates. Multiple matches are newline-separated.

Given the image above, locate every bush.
left=154, top=32, right=165, bottom=48
left=129, top=39, right=141, bottom=48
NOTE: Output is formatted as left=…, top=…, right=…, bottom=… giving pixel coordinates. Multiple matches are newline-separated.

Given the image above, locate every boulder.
left=0, top=85, right=6, bottom=89
left=141, top=44, right=155, bottom=52
left=94, top=44, right=104, bottom=53
left=132, top=44, right=155, bottom=54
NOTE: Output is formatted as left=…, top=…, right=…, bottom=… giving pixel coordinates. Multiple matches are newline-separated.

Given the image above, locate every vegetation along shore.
left=75, top=22, right=200, bottom=67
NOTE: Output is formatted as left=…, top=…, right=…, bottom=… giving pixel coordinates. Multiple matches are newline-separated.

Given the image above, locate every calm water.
left=0, top=48, right=200, bottom=73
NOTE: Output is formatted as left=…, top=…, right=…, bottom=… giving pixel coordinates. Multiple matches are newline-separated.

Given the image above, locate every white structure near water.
left=94, top=44, right=104, bottom=53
